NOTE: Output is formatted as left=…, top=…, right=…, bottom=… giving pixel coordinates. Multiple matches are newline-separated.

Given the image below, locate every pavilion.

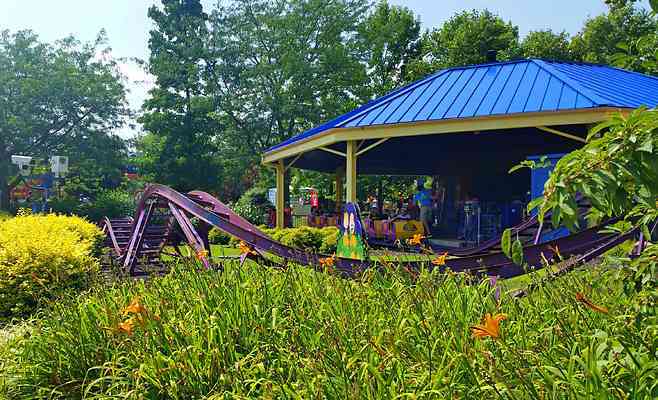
left=262, top=59, right=658, bottom=229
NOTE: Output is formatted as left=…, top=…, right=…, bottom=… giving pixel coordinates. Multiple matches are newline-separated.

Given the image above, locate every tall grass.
left=2, top=260, right=656, bottom=399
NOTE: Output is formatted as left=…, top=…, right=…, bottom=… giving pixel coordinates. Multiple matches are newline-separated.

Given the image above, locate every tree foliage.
left=536, top=108, right=658, bottom=233
left=0, top=30, right=129, bottom=209
left=358, top=1, right=421, bottom=97
left=572, top=2, right=657, bottom=73
left=520, top=30, right=579, bottom=61
left=407, top=10, right=519, bottom=79
left=138, top=0, right=223, bottom=193
left=206, top=0, right=369, bottom=156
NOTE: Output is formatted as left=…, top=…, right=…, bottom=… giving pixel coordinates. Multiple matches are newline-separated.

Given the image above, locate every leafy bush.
left=208, top=227, right=231, bottom=245
left=536, top=108, right=658, bottom=231
left=0, top=213, right=102, bottom=320
left=47, top=196, right=82, bottom=215
left=319, top=226, right=339, bottom=254
left=226, top=226, right=338, bottom=254
left=3, top=261, right=656, bottom=398
left=80, top=189, right=136, bottom=222
left=0, top=211, right=10, bottom=222
left=232, top=187, right=273, bottom=226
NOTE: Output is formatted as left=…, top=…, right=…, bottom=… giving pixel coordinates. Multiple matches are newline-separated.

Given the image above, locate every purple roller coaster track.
left=101, top=184, right=639, bottom=279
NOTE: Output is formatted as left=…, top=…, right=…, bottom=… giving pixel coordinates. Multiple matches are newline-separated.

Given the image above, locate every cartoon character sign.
left=336, top=202, right=367, bottom=260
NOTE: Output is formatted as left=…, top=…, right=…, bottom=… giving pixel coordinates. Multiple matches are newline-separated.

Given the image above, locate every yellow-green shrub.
left=0, top=213, right=103, bottom=320
left=319, top=226, right=339, bottom=254
left=227, top=226, right=338, bottom=254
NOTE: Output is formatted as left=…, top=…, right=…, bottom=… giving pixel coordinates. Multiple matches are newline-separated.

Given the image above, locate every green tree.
left=206, top=0, right=369, bottom=158
left=609, top=1, right=658, bottom=75
left=201, top=0, right=370, bottom=196
left=0, top=30, right=128, bottom=210
left=407, top=9, right=519, bottom=80
left=520, top=30, right=581, bottom=61
left=358, top=0, right=421, bottom=97
left=571, top=1, right=657, bottom=72
left=138, top=0, right=223, bottom=192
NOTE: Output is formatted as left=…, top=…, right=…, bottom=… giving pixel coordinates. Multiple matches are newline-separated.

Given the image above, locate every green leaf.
left=638, top=137, right=653, bottom=153
left=587, top=119, right=616, bottom=141
left=501, top=228, right=512, bottom=258
left=511, top=239, right=524, bottom=266
left=527, top=196, right=544, bottom=215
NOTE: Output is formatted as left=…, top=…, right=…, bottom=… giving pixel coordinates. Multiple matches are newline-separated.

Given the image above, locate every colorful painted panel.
left=336, top=203, right=367, bottom=260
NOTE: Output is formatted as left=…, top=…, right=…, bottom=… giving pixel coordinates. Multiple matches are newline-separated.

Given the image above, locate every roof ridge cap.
left=532, top=59, right=613, bottom=106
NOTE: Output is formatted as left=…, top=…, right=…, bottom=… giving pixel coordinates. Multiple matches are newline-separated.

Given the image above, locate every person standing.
left=414, top=178, right=433, bottom=236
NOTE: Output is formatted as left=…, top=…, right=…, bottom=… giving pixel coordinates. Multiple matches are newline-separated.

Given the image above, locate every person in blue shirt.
left=413, top=178, right=433, bottom=236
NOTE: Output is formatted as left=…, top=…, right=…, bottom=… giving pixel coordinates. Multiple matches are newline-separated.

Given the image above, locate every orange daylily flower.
left=319, top=256, right=335, bottom=268
left=238, top=241, right=257, bottom=256
left=575, top=292, right=608, bottom=314
left=117, top=318, right=135, bottom=335
left=407, top=234, right=424, bottom=246
left=471, top=313, right=507, bottom=339
left=195, top=249, right=209, bottom=260
left=123, top=297, right=147, bottom=317
left=432, top=252, right=449, bottom=266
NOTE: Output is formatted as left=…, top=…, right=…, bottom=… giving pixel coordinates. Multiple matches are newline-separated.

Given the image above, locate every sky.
left=1, top=0, right=650, bottom=138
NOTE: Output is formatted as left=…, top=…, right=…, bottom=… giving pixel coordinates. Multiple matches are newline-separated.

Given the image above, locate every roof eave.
left=261, top=106, right=631, bottom=165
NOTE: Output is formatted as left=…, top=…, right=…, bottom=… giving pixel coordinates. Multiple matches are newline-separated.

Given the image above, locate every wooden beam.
left=284, top=153, right=303, bottom=172
left=318, top=146, right=346, bottom=157
left=537, top=126, right=587, bottom=143
left=346, top=141, right=357, bottom=203
left=356, top=137, right=390, bottom=156
left=275, top=160, right=285, bottom=229
left=261, top=107, right=628, bottom=164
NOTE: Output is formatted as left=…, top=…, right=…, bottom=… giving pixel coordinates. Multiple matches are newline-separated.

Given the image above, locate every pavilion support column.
left=335, top=167, right=344, bottom=211
left=275, top=160, right=285, bottom=229
left=346, top=140, right=357, bottom=203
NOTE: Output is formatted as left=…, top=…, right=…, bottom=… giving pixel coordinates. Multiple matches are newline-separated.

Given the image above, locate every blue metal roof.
left=267, top=59, right=658, bottom=153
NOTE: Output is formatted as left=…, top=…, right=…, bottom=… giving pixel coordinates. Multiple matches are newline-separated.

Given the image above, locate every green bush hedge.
left=80, top=189, right=136, bottom=222
left=232, top=187, right=274, bottom=226
left=0, top=212, right=102, bottom=320
left=217, top=225, right=339, bottom=254
left=208, top=227, right=231, bottom=246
